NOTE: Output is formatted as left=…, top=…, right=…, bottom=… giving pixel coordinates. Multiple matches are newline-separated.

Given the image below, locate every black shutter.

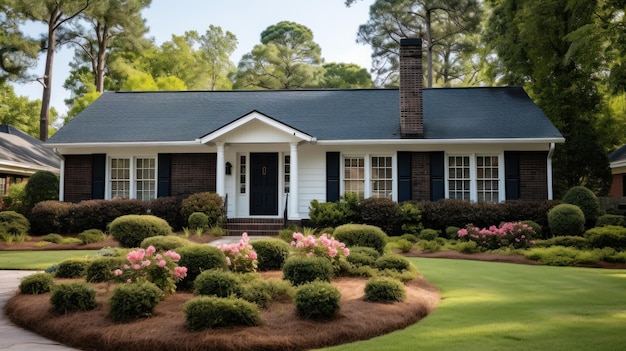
left=430, top=151, right=445, bottom=201
left=157, top=154, right=171, bottom=198
left=397, top=152, right=412, bottom=202
left=326, top=152, right=340, bottom=202
left=91, top=154, right=106, bottom=199
left=505, top=151, right=520, bottom=200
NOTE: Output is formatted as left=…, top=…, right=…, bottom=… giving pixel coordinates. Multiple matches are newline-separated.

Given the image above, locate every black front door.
left=250, top=153, right=278, bottom=215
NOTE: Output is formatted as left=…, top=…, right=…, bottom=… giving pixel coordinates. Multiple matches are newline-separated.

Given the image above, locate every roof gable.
left=0, top=125, right=61, bottom=173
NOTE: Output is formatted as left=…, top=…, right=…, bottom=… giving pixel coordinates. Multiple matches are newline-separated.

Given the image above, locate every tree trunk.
left=425, top=10, right=433, bottom=88
left=95, top=22, right=107, bottom=93
left=39, top=11, right=58, bottom=142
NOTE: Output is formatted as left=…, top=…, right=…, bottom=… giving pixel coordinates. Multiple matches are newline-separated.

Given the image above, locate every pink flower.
left=142, top=260, right=151, bottom=267
left=158, top=260, right=167, bottom=268
left=133, top=264, right=141, bottom=270
left=225, top=256, right=231, bottom=266
left=127, top=279, right=132, bottom=283
left=146, top=246, right=156, bottom=256
left=114, top=269, right=123, bottom=276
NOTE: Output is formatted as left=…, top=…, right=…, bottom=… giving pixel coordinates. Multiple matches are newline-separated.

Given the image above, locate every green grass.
left=0, top=250, right=98, bottom=270
left=322, top=258, right=626, bottom=351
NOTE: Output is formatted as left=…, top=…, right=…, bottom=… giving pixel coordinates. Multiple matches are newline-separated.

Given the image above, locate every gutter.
left=547, top=142, right=556, bottom=200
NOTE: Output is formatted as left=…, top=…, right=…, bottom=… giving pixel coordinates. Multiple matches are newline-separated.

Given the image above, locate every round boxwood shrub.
left=19, top=273, right=55, bottom=294
left=0, top=210, right=30, bottom=235
left=584, top=226, right=626, bottom=250
left=395, top=239, right=414, bottom=253
left=50, top=282, right=97, bottom=314
left=140, top=235, right=190, bottom=252
left=562, top=186, right=600, bottom=227
left=537, top=235, right=589, bottom=249
left=183, top=296, right=260, bottom=330
left=347, top=252, right=376, bottom=267
left=364, top=277, right=406, bottom=303
left=400, top=233, right=419, bottom=243
left=176, top=245, right=228, bottom=290
left=180, top=192, right=224, bottom=227
left=375, top=254, right=411, bottom=272
left=521, top=220, right=543, bottom=238
left=109, top=214, right=172, bottom=248
left=188, top=212, right=209, bottom=231
left=86, top=256, right=127, bottom=283
left=548, top=204, right=585, bottom=237
left=596, top=214, right=625, bottom=227
left=23, top=170, right=59, bottom=209
left=55, top=258, right=90, bottom=278
left=349, top=246, right=381, bottom=260
left=77, top=229, right=106, bottom=244
left=333, top=224, right=388, bottom=254
left=109, top=281, right=163, bottom=323
left=358, top=197, right=401, bottom=235
left=282, top=255, right=334, bottom=286
left=418, top=228, right=439, bottom=241
left=30, top=201, right=73, bottom=235
left=250, top=238, right=292, bottom=270
left=194, top=269, right=243, bottom=297
left=445, top=226, right=461, bottom=239
left=41, top=233, right=64, bottom=244
left=294, top=281, right=341, bottom=320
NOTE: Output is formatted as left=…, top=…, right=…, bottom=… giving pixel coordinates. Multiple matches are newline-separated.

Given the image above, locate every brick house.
left=45, top=39, right=564, bottom=222
left=608, top=145, right=626, bottom=197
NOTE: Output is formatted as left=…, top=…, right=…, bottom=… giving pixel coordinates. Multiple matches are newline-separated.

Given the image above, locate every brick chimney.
left=400, top=38, right=423, bottom=138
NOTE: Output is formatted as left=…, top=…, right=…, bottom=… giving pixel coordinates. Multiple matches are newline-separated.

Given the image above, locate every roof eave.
left=44, top=140, right=203, bottom=149
left=316, top=137, right=565, bottom=145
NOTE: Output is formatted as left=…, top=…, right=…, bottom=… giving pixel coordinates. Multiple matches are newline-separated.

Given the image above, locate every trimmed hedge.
left=109, top=215, right=172, bottom=248
left=548, top=204, right=585, bottom=237
left=358, top=197, right=401, bottom=235
left=29, top=201, right=73, bottom=235
left=282, top=256, right=334, bottom=286
left=149, top=196, right=184, bottom=230
left=176, top=245, right=228, bottom=290
left=140, top=235, right=190, bottom=252
left=333, top=224, right=388, bottom=254
left=294, top=281, right=341, bottom=320
left=55, top=258, right=90, bottom=278
left=109, top=282, right=163, bottom=323
left=183, top=296, right=260, bottom=330
left=194, top=269, right=242, bottom=297
left=364, top=277, right=406, bottom=302
left=19, top=273, right=55, bottom=294
left=562, top=186, right=600, bottom=227
left=250, top=238, right=292, bottom=270
left=375, top=254, right=412, bottom=272
left=50, top=282, right=97, bottom=314
left=180, top=192, right=224, bottom=227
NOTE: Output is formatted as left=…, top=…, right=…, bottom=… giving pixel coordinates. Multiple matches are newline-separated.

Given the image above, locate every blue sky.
left=11, top=0, right=374, bottom=116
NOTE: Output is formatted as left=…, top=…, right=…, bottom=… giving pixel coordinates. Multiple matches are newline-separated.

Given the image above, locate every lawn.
left=323, top=257, right=626, bottom=351
left=0, top=250, right=98, bottom=270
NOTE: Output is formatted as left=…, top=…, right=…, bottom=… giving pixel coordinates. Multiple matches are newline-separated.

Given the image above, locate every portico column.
left=289, top=142, right=300, bottom=220
left=216, top=142, right=225, bottom=197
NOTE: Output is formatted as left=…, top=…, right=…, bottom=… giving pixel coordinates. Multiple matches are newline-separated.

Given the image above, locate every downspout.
left=547, top=143, right=555, bottom=200
left=53, top=148, right=65, bottom=201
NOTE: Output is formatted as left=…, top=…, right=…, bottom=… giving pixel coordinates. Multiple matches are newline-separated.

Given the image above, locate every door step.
left=223, top=218, right=301, bottom=236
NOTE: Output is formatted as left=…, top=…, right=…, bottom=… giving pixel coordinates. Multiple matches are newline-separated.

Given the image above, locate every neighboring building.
left=45, top=39, right=564, bottom=222
left=608, top=144, right=626, bottom=197
left=0, top=125, right=61, bottom=196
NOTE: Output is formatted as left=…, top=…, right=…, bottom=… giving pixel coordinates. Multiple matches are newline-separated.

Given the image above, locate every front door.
left=250, top=153, right=278, bottom=215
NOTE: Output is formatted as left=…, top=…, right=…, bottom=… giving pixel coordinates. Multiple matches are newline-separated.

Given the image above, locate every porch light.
left=225, top=162, right=232, bottom=175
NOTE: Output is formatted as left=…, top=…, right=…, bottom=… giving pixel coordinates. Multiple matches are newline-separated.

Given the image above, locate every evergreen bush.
left=183, top=296, right=260, bottom=330
left=149, top=196, right=183, bottom=230
left=109, top=281, right=163, bottom=323
left=282, top=255, right=334, bottom=285
left=140, top=235, right=190, bottom=251
left=23, top=170, right=58, bottom=209
left=194, top=269, right=243, bottom=297
left=29, top=201, right=74, bottom=235
left=41, top=233, right=64, bottom=244
left=364, top=277, right=406, bottom=302
left=584, top=226, right=626, bottom=250
left=176, top=245, right=228, bottom=290
left=294, top=281, right=341, bottom=320
left=0, top=210, right=30, bottom=235
left=562, top=186, right=600, bottom=227
left=109, top=214, right=172, bottom=248
left=50, top=282, right=97, bottom=314
left=375, top=254, right=411, bottom=272
left=77, top=229, right=106, bottom=244
left=55, top=258, right=90, bottom=278
left=419, top=228, right=439, bottom=241
left=333, top=224, right=388, bottom=254
left=548, top=204, right=585, bottom=236
left=85, top=257, right=127, bottom=283
left=250, top=238, right=292, bottom=270
left=358, top=197, right=401, bottom=235
left=188, top=212, right=209, bottom=231
left=596, top=214, right=625, bottom=227
left=19, top=273, right=55, bottom=294
left=180, top=192, right=224, bottom=227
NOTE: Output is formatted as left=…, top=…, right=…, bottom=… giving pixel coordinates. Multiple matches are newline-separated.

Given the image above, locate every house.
left=0, top=125, right=61, bottom=196
left=608, top=144, right=626, bottom=197
left=45, top=39, right=564, bottom=224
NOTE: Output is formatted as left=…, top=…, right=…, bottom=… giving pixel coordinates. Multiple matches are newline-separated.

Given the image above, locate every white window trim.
left=445, top=152, right=505, bottom=203
left=341, top=153, right=396, bottom=201
left=105, top=156, right=158, bottom=200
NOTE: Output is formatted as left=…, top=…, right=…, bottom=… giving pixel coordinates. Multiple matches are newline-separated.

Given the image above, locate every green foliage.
left=140, top=235, right=190, bottom=252
left=29, top=201, right=73, bottom=235
left=364, top=277, right=406, bottom=303
left=180, top=192, right=224, bottom=227
left=308, top=192, right=360, bottom=228
left=176, top=245, right=228, bottom=290
left=349, top=246, right=381, bottom=259
left=400, top=233, right=418, bottom=243
left=294, top=281, right=341, bottom=320
left=149, top=196, right=184, bottom=230
left=109, top=214, right=172, bottom=248
left=19, top=273, right=55, bottom=294
left=521, top=220, right=543, bottom=238
left=194, top=269, right=243, bottom=297
left=419, top=228, right=440, bottom=241
left=395, top=239, right=414, bottom=253
left=346, top=252, right=376, bottom=267
left=455, top=240, right=479, bottom=254
left=23, top=171, right=59, bottom=209
left=524, top=246, right=585, bottom=266
left=85, top=257, right=127, bottom=283
left=109, top=281, right=163, bottom=323
left=548, top=204, right=586, bottom=236
left=375, top=254, right=411, bottom=272
left=71, top=199, right=148, bottom=233
left=418, top=239, right=442, bottom=253
left=41, top=233, right=64, bottom=244
left=400, top=202, right=424, bottom=235
left=0, top=210, right=30, bottom=235
left=445, top=226, right=461, bottom=239
left=282, top=255, right=334, bottom=286
left=77, top=229, right=106, bottom=244
left=584, top=226, right=626, bottom=250
left=250, top=238, right=292, bottom=271
left=596, top=214, right=625, bottom=227
left=188, top=212, right=209, bottom=231
left=50, top=282, right=97, bottom=314
left=535, top=236, right=589, bottom=250
left=562, top=186, right=601, bottom=226
left=333, top=224, right=388, bottom=254
left=320, top=62, right=373, bottom=88
left=358, top=197, right=401, bottom=235
left=183, top=296, right=260, bottom=330
left=55, top=258, right=89, bottom=278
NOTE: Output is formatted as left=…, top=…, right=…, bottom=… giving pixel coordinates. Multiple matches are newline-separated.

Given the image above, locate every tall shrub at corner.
left=180, top=192, right=224, bottom=227
left=548, top=204, right=585, bottom=237
left=109, top=215, right=172, bottom=248
left=562, top=186, right=600, bottom=228
left=24, top=170, right=59, bottom=210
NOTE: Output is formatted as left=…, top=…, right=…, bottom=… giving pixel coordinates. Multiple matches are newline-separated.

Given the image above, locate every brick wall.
left=519, top=151, right=548, bottom=200
left=609, top=174, right=624, bottom=197
left=411, top=152, right=431, bottom=200
left=64, top=155, right=93, bottom=202
left=170, top=153, right=216, bottom=198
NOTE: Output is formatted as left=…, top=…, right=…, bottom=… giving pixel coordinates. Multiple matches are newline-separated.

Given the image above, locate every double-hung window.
left=447, top=154, right=501, bottom=203
left=343, top=155, right=393, bottom=200
left=109, top=157, right=156, bottom=201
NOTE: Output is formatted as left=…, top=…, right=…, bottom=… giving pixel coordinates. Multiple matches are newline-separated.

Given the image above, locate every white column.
left=547, top=143, right=555, bottom=200
left=289, top=142, right=300, bottom=220
left=59, top=157, right=65, bottom=201
left=216, top=142, right=225, bottom=197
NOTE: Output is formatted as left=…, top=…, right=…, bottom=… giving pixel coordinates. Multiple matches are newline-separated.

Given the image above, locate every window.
left=110, top=158, right=130, bottom=199
left=109, top=157, right=156, bottom=200
left=284, top=155, right=290, bottom=193
left=136, top=158, right=156, bottom=201
left=371, top=156, right=392, bottom=199
left=476, top=155, right=499, bottom=202
left=344, top=156, right=365, bottom=199
left=0, top=176, right=6, bottom=196
left=448, top=156, right=470, bottom=200
left=447, top=154, right=501, bottom=203
left=239, top=155, right=246, bottom=194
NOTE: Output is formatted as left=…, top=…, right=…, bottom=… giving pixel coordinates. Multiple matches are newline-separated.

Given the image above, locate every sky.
left=10, top=0, right=374, bottom=116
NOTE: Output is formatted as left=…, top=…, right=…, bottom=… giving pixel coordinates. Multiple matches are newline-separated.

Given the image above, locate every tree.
left=320, top=63, right=373, bottom=88
left=233, top=21, right=324, bottom=89
left=0, top=2, right=40, bottom=83
left=346, top=0, right=482, bottom=87
left=11, top=0, right=90, bottom=141
left=197, top=25, right=238, bottom=90
left=0, top=82, right=57, bottom=137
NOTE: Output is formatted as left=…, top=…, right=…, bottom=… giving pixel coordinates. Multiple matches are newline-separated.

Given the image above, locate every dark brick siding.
left=64, top=155, right=93, bottom=202
left=518, top=151, right=549, bottom=200
left=609, top=174, right=623, bottom=197
left=170, top=153, right=216, bottom=198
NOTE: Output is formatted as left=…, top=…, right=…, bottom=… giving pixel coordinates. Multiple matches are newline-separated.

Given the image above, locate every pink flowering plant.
left=291, top=232, right=350, bottom=272
left=458, top=222, right=537, bottom=250
left=216, top=233, right=258, bottom=273
left=114, top=245, right=187, bottom=295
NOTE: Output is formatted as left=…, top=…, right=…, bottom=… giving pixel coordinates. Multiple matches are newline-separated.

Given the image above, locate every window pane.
left=476, top=155, right=499, bottom=203
left=370, top=156, right=392, bottom=199
left=344, top=156, right=365, bottom=199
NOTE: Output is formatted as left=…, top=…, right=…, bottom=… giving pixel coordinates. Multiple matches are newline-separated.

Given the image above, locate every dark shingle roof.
left=48, top=87, right=563, bottom=144
left=609, top=144, right=626, bottom=165
left=0, top=125, right=61, bottom=171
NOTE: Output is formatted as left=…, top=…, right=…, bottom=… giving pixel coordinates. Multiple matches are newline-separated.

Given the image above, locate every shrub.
left=29, top=201, right=74, bottom=235
left=109, top=281, right=163, bottom=323
left=536, top=236, right=589, bottom=249
left=596, top=214, right=625, bottom=227
left=375, top=254, right=411, bottom=272
left=455, top=240, right=479, bottom=254
left=282, top=255, right=334, bottom=285
left=308, top=192, right=360, bottom=228
left=346, top=252, right=376, bottom=267
left=114, top=246, right=187, bottom=295
left=399, top=202, right=423, bottom=235
left=294, top=281, right=341, bottom=320
left=419, top=228, right=439, bottom=241
left=55, top=258, right=90, bottom=278
left=445, top=226, right=461, bottom=239
left=194, top=269, right=243, bottom=297
left=23, top=170, right=58, bottom=209
left=71, top=199, right=148, bottom=233
left=50, top=282, right=97, bottom=314
left=140, top=235, right=190, bottom=251
left=333, top=224, right=388, bottom=254
left=19, top=273, right=55, bottom=294
left=349, top=246, right=380, bottom=259
left=418, top=239, right=441, bottom=253
left=359, top=197, right=401, bottom=235
left=176, top=245, right=228, bottom=290
left=521, top=220, right=543, bottom=238
left=562, top=186, right=600, bottom=227
left=183, top=296, right=260, bottom=330
left=548, top=204, right=586, bottom=237
left=395, top=239, right=414, bottom=253
left=400, top=233, right=419, bottom=243
left=364, top=277, right=406, bottom=302
left=149, top=196, right=183, bottom=230
left=215, top=233, right=258, bottom=273
left=180, top=192, right=224, bottom=227
left=524, top=246, right=581, bottom=266
left=458, top=222, right=537, bottom=250
left=250, top=238, right=292, bottom=270
left=77, top=229, right=106, bottom=244
left=109, top=214, right=172, bottom=248
left=584, top=226, right=626, bottom=250
left=240, top=279, right=294, bottom=308
left=289, top=232, right=350, bottom=274
left=85, top=257, right=127, bottom=283
left=188, top=212, right=209, bottom=231
left=41, top=233, right=64, bottom=244
left=0, top=210, right=30, bottom=235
